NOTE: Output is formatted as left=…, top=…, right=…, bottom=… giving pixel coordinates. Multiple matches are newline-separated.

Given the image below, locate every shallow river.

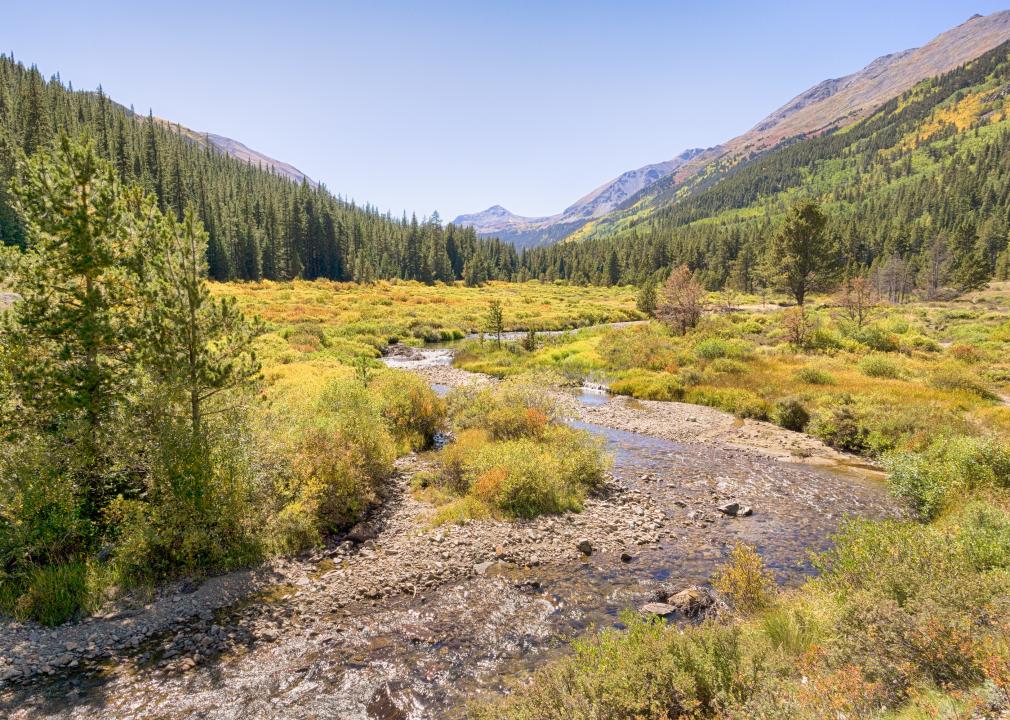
left=4, top=350, right=894, bottom=720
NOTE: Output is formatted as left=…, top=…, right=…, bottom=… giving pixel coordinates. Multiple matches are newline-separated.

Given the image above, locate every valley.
left=6, top=6, right=1010, bottom=720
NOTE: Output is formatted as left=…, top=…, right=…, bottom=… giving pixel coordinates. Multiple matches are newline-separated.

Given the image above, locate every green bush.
left=598, top=324, right=676, bottom=371
left=110, top=418, right=263, bottom=584
left=610, top=370, right=685, bottom=401
left=849, top=324, right=900, bottom=352
left=9, top=560, right=91, bottom=626
left=928, top=364, right=997, bottom=400
left=695, top=337, right=753, bottom=361
left=902, top=334, right=942, bottom=353
left=809, top=399, right=869, bottom=453
left=708, top=358, right=748, bottom=375
left=435, top=426, right=607, bottom=520
left=773, top=398, right=810, bottom=432
left=858, top=354, right=901, bottom=379
left=0, top=438, right=85, bottom=573
left=447, top=377, right=564, bottom=440
left=470, top=614, right=764, bottom=720
left=685, top=387, right=770, bottom=420
left=793, top=366, right=836, bottom=385
left=885, top=435, right=1010, bottom=520
left=370, top=370, right=446, bottom=451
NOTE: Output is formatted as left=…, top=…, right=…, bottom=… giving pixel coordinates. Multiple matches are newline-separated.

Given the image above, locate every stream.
left=3, top=346, right=895, bottom=720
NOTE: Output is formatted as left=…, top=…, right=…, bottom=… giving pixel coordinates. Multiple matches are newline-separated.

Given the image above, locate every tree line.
left=0, top=54, right=518, bottom=285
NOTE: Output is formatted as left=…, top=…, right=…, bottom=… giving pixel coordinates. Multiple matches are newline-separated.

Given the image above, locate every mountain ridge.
left=456, top=10, right=1010, bottom=246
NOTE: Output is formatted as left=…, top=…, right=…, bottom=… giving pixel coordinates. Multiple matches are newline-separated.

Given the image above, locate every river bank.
left=1, top=348, right=896, bottom=719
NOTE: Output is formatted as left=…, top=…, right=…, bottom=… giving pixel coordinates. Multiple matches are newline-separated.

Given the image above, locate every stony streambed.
left=1, top=346, right=896, bottom=720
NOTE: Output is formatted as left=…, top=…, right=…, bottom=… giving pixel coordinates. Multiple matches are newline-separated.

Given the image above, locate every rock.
left=639, top=602, right=676, bottom=617
left=668, top=586, right=716, bottom=618
left=620, top=551, right=634, bottom=563
left=473, top=561, right=493, bottom=576
left=180, top=579, right=199, bottom=594
left=717, top=502, right=741, bottom=517
left=260, top=628, right=279, bottom=642
left=345, top=522, right=377, bottom=543
left=737, top=505, right=753, bottom=517
left=576, top=538, right=593, bottom=555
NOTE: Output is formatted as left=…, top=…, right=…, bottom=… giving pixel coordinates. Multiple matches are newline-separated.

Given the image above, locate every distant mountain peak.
left=453, top=147, right=710, bottom=247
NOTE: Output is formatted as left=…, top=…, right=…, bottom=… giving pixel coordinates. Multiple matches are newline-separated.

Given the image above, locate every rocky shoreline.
left=1, top=450, right=665, bottom=693
left=1, top=351, right=893, bottom=716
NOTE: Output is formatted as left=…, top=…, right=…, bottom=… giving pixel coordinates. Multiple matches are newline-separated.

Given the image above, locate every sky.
left=6, top=1, right=1010, bottom=220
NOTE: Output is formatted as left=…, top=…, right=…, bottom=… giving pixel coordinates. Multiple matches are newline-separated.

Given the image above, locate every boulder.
left=668, top=586, right=717, bottom=618
left=639, top=602, right=676, bottom=617
left=576, top=538, right=593, bottom=555
left=717, top=502, right=740, bottom=517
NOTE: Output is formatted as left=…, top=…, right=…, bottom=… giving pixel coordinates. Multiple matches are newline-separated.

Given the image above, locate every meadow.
left=455, top=284, right=1010, bottom=460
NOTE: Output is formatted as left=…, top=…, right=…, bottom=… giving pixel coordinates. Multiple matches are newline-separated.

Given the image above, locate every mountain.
left=204, top=133, right=310, bottom=185
left=457, top=10, right=1010, bottom=247
left=454, top=148, right=708, bottom=248
left=578, top=9, right=1010, bottom=241
left=516, top=31, right=1010, bottom=289
left=151, top=117, right=311, bottom=185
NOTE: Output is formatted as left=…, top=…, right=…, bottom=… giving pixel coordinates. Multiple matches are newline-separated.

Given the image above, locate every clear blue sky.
left=7, top=1, right=1009, bottom=219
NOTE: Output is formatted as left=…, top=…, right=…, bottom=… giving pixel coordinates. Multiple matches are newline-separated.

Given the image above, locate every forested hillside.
left=525, top=39, right=1010, bottom=291
left=0, top=55, right=518, bottom=284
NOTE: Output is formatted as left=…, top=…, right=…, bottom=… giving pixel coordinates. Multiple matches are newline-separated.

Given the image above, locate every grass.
left=454, top=296, right=1010, bottom=456
left=214, top=278, right=641, bottom=355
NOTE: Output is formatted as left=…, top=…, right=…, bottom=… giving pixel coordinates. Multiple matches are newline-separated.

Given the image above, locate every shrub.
left=773, top=398, right=810, bottom=432
left=0, top=438, right=84, bottom=573
left=598, top=324, right=676, bottom=371
left=10, top=559, right=91, bottom=626
left=713, top=543, right=777, bottom=615
left=849, top=324, right=900, bottom=352
left=948, top=343, right=985, bottom=363
left=858, top=354, right=901, bottom=379
left=110, top=418, right=263, bottom=583
left=709, top=358, right=747, bottom=375
left=447, top=378, right=565, bottom=441
left=436, top=429, right=489, bottom=494
left=370, top=371, right=446, bottom=451
left=809, top=399, right=869, bottom=453
left=610, top=370, right=685, bottom=401
left=470, top=614, right=764, bottom=719
left=903, top=334, right=942, bottom=353
left=885, top=435, right=1010, bottom=520
left=436, top=426, right=607, bottom=520
left=685, top=387, right=770, bottom=420
left=695, top=337, right=753, bottom=361
left=928, top=365, right=997, bottom=400
left=793, top=366, right=835, bottom=385
left=761, top=606, right=820, bottom=656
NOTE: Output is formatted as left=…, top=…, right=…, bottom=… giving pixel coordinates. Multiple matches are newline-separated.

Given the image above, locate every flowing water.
left=4, top=348, right=894, bottom=720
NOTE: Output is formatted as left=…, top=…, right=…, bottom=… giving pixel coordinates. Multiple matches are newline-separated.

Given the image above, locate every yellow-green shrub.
left=370, top=370, right=446, bottom=451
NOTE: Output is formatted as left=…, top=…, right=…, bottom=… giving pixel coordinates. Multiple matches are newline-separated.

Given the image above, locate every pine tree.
left=767, top=201, right=838, bottom=305
left=140, top=209, right=262, bottom=438
left=6, top=136, right=143, bottom=519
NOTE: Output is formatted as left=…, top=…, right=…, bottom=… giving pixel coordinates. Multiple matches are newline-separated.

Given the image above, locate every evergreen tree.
left=6, top=136, right=143, bottom=520
left=767, top=201, right=838, bottom=305
left=140, top=209, right=262, bottom=438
